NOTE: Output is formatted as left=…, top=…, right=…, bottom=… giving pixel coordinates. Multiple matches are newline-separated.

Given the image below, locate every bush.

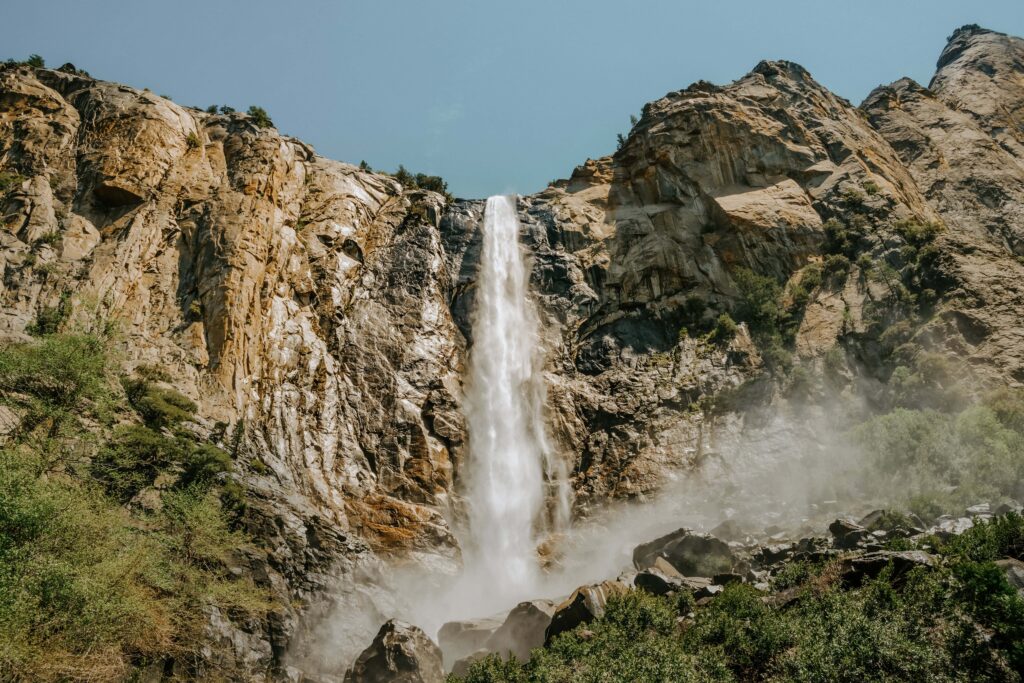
left=709, top=313, right=738, bottom=346
left=91, top=425, right=183, bottom=502
left=26, top=54, right=44, bottom=68
left=185, top=131, right=201, bottom=149
left=123, top=378, right=197, bottom=427
left=246, top=105, right=273, bottom=128
left=0, top=334, right=108, bottom=412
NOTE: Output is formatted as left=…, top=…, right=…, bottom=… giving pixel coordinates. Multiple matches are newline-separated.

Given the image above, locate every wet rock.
left=345, top=620, right=444, bottom=683
left=694, top=584, right=725, bottom=600
left=632, top=528, right=735, bottom=576
left=545, top=580, right=629, bottom=644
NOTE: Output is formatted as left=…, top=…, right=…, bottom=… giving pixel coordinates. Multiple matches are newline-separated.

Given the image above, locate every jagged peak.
left=751, top=59, right=812, bottom=81
left=936, top=24, right=1011, bottom=71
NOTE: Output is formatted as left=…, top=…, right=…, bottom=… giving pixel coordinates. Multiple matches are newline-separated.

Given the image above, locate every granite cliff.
left=1, top=23, right=1023, bottom=681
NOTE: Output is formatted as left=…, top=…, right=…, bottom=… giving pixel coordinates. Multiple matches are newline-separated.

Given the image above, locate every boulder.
left=709, top=519, right=747, bottom=542
left=437, top=616, right=502, bottom=668
left=544, top=580, right=629, bottom=643
left=634, top=568, right=682, bottom=596
left=995, top=558, right=1024, bottom=598
left=632, top=528, right=735, bottom=576
left=485, top=599, right=557, bottom=662
left=828, top=518, right=870, bottom=549
left=345, top=620, right=444, bottom=683
left=840, top=551, right=937, bottom=587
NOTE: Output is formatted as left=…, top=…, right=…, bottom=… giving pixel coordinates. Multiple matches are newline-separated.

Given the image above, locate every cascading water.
left=459, top=194, right=565, bottom=608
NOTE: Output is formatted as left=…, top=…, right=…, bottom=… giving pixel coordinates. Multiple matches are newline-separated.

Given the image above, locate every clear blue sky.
left=5, top=1, right=1023, bottom=198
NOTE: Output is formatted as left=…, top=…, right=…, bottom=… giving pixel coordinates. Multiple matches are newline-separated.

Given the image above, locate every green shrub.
left=185, top=131, right=201, bottom=149
left=123, top=378, right=197, bottom=427
left=180, top=443, right=232, bottom=488
left=27, top=291, right=72, bottom=336
left=26, top=54, right=44, bottom=68
left=91, top=425, right=183, bottom=502
left=894, top=218, right=942, bottom=247
left=246, top=105, right=273, bottom=128
left=709, top=313, right=738, bottom=346
left=33, top=231, right=61, bottom=247
left=0, top=333, right=108, bottom=412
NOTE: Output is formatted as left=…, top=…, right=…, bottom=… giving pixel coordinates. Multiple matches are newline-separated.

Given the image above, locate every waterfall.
left=460, top=194, right=566, bottom=606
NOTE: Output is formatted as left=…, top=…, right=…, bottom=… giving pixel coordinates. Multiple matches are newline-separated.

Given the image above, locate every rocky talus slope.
left=1, top=23, right=1024, bottom=681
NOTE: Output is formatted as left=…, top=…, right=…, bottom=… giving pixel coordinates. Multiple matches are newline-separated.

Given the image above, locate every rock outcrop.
left=345, top=620, right=444, bottom=683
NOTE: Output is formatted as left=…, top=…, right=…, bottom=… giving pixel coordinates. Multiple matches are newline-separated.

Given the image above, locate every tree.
left=246, top=105, right=273, bottom=128
left=26, top=54, right=44, bottom=68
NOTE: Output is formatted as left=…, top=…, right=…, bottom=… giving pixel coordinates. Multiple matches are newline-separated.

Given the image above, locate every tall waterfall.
left=461, top=195, right=567, bottom=605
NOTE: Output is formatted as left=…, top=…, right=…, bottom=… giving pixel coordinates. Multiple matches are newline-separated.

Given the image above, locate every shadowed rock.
left=632, top=528, right=735, bottom=576
left=345, top=620, right=444, bottom=683
left=544, top=580, right=629, bottom=644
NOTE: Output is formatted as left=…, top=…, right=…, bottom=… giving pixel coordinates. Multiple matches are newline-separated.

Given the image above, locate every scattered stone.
left=346, top=620, right=444, bottom=683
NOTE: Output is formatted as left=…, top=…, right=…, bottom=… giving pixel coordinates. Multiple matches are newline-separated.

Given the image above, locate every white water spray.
left=460, top=195, right=565, bottom=608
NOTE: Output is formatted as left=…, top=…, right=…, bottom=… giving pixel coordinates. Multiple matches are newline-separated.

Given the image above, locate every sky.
left=4, top=1, right=1023, bottom=199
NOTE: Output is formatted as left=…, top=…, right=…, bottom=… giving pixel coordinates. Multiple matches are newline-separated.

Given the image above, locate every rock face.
left=4, top=23, right=1024, bottom=680
left=1, top=63, right=465, bottom=675
left=345, top=620, right=444, bottom=683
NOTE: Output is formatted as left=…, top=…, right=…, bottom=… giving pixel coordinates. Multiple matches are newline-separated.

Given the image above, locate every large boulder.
left=345, top=620, right=444, bottom=683
left=840, top=551, right=937, bottom=587
left=544, top=580, right=629, bottom=644
left=632, top=528, right=735, bottom=576
left=437, top=616, right=502, bottom=668
left=486, top=599, right=557, bottom=662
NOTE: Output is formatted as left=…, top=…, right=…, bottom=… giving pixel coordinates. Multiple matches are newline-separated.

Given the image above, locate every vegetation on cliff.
left=0, top=331, right=270, bottom=681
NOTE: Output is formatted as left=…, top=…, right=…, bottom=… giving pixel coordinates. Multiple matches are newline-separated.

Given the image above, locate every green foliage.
left=33, top=230, right=61, bottom=247
left=185, top=131, right=201, bottom=149
left=388, top=164, right=451, bottom=198
left=0, top=334, right=267, bottom=680
left=123, top=377, right=197, bottom=427
left=205, top=105, right=218, bottom=114
left=218, top=105, right=235, bottom=114
left=27, top=54, right=44, bottom=68
left=27, top=290, right=72, bottom=336
left=246, top=105, right=273, bottom=128
left=0, top=333, right=108, bottom=413
left=455, top=530, right=1024, bottom=683
left=943, top=513, right=1024, bottom=563
left=708, top=313, right=738, bottom=346
left=894, top=218, right=942, bottom=247
left=91, top=425, right=183, bottom=502
left=853, top=402, right=1024, bottom=512
left=0, top=170, right=26, bottom=194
